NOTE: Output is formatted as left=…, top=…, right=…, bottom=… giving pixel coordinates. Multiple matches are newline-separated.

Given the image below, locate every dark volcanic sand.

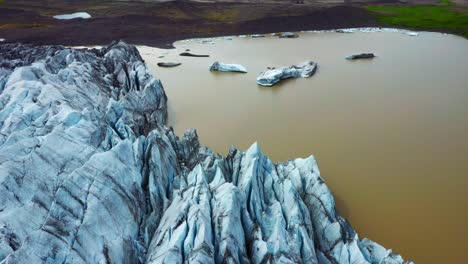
left=0, top=0, right=386, bottom=48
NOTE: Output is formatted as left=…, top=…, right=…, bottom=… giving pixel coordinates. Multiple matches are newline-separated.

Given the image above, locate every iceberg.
left=209, top=61, right=247, bottom=73
left=279, top=32, right=299, bottom=38
left=251, top=34, right=266, bottom=38
left=157, top=62, right=182, bottom=67
left=345, top=53, right=376, bottom=60
left=179, top=52, right=210, bottom=57
left=257, top=61, right=318, bottom=86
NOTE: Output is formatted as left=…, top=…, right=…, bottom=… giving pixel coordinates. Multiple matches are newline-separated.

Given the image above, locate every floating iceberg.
left=336, top=29, right=355, bottom=33
left=251, top=34, right=266, bottom=38
left=279, top=32, right=299, bottom=38
left=345, top=53, right=376, bottom=60
left=157, top=62, right=181, bottom=67
left=257, top=61, right=318, bottom=86
left=209, top=61, right=247, bottom=73
left=179, top=52, right=210, bottom=57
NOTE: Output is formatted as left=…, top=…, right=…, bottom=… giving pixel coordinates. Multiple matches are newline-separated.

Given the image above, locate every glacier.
left=0, top=41, right=412, bottom=264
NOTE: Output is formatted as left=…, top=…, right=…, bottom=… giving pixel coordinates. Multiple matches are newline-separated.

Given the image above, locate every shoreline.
left=4, top=27, right=466, bottom=51
left=168, top=27, right=465, bottom=47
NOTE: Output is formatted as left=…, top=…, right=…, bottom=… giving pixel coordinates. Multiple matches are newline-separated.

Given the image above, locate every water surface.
left=139, top=30, right=468, bottom=264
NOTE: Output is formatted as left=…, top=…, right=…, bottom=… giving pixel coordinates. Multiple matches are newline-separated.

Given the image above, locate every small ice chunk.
left=251, top=34, right=266, bottom=38
left=345, top=53, right=376, bottom=60
left=336, top=28, right=356, bottom=33
left=404, top=31, right=419, bottom=37
left=201, top=40, right=214, bottom=44
left=157, top=62, right=181, bottom=68
left=279, top=32, right=299, bottom=38
left=53, top=12, right=91, bottom=20
left=209, top=61, right=247, bottom=73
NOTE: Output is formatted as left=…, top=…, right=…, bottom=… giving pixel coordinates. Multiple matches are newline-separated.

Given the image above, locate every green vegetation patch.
left=367, top=0, right=468, bottom=36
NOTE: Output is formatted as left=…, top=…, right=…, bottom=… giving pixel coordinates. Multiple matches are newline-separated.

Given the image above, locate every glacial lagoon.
left=139, top=29, right=468, bottom=264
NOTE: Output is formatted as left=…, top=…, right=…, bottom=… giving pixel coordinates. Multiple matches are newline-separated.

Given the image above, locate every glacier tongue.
left=0, top=41, right=412, bottom=264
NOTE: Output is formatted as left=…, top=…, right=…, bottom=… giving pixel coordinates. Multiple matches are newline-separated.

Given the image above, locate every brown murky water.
left=139, top=30, right=468, bottom=264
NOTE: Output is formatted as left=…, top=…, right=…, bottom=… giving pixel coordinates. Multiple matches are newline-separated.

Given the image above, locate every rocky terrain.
left=0, top=41, right=412, bottom=264
left=0, top=0, right=434, bottom=48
